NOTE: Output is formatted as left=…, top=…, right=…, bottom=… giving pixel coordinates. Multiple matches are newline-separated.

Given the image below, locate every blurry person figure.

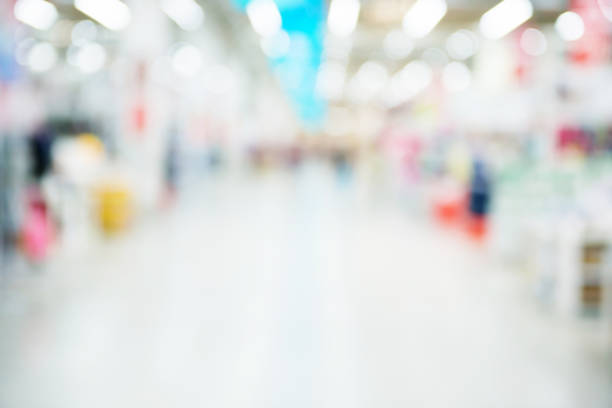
left=285, top=144, right=303, bottom=170
left=20, top=121, right=56, bottom=263
left=248, top=145, right=267, bottom=171
left=207, top=143, right=223, bottom=170
left=29, top=122, right=54, bottom=181
left=161, top=122, right=181, bottom=207
left=332, top=148, right=353, bottom=185
left=467, top=159, right=492, bottom=240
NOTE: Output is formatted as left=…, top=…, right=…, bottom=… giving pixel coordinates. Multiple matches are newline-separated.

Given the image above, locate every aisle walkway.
left=0, top=167, right=611, bottom=408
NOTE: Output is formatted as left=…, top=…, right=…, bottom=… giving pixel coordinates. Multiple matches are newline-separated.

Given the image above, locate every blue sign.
left=234, top=0, right=327, bottom=128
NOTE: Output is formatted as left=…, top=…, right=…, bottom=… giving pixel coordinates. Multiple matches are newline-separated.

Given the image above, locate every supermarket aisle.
left=0, top=166, right=611, bottom=408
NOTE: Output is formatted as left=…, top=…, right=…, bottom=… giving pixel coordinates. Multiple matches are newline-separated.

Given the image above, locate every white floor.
left=0, top=166, right=611, bottom=407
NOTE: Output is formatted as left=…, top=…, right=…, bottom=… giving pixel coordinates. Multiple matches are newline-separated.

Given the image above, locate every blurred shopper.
left=332, top=148, right=353, bottom=185
left=161, top=122, right=181, bottom=207
left=207, top=145, right=222, bottom=171
left=21, top=122, right=56, bottom=262
left=285, top=144, right=303, bottom=170
left=28, top=122, right=54, bottom=181
left=467, top=159, right=492, bottom=240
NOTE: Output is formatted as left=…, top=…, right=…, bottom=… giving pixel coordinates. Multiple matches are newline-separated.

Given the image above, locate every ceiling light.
left=555, top=11, right=584, bottom=42
left=348, top=61, right=388, bottom=102
left=385, top=60, right=432, bottom=106
left=520, top=28, right=547, bottom=56
left=68, top=42, right=107, bottom=73
left=446, top=29, right=478, bottom=60
left=14, top=0, right=58, bottom=31
left=247, top=0, right=282, bottom=38
left=71, top=20, right=98, bottom=45
left=161, top=0, right=204, bottom=31
left=421, top=48, right=448, bottom=67
left=74, top=0, right=132, bottom=31
left=172, top=44, right=203, bottom=78
left=328, top=0, right=360, bottom=37
left=261, top=30, right=291, bottom=58
left=480, top=0, right=533, bottom=40
left=27, top=42, right=57, bottom=72
left=402, top=0, right=447, bottom=39
left=383, top=29, right=413, bottom=60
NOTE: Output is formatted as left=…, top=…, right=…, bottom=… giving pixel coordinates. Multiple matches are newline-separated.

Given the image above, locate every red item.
left=21, top=192, right=53, bottom=261
left=131, top=104, right=147, bottom=134
left=569, top=0, right=610, bottom=66
left=433, top=193, right=466, bottom=226
left=467, top=215, right=488, bottom=240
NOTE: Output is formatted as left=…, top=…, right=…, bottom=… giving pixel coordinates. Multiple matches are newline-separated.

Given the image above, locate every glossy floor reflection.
left=1, top=165, right=611, bottom=407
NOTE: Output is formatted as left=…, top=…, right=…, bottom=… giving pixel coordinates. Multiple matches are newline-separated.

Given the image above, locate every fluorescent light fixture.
left=247, top=0, right=282, bottom=38
left=161, top=0, right=204, bottom=31
left=260, top=30, right=290, bottom=58
left=27, top=42, right=57, bottom=72
left=348, top=60, right=389, bottom=102
left=402, top=0, right=447, bottom=39
left=446, top=29, right=478, bottom=60
left=74, top=0, right=131, bottom=31
left=172, top=44, right=203, bottom=77
left=399, top=61, right=432, bottom=93
left=383, top=29, right=414, bottom=60
left=328, top=0, right=360, bottom=37
left=421, top=47, right=448, bottom=67
left=71, top=20, right=98, bottom=45
left=385, top=60, right=432, bottom=106
left=479, top=0, right=533, bottom=40
left=555, top=11, right=584, bottom=42
left=14, top=0, right=58, bottom=31
left=520, top=27, right=547, bottom=56
left=68, top=42, right=107, bottom=73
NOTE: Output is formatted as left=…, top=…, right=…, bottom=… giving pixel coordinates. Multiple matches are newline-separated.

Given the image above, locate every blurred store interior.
left=1, top=0, right=612, bottom=406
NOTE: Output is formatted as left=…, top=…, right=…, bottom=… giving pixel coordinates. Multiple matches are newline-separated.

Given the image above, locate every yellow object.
left=77, top=133, right=105, bottom=156
left=97, top=183, right=132, bottom=234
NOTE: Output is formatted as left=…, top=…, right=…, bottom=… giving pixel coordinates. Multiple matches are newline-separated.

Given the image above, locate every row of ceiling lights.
left=13, top=0, right=205, bottom=32
left=241, top=0, right=591, bottom=68
left=328, top=0, right=593, bottom=42
left=318, top=0, right=589, bottom=106
left=317, top=0, right=598, bottom=107
left=12, top=0, right=212, bottom=77
left=10, top=0, right=595, bottom=91
left=13, top=0, right=592, bottom=64
left=14, top=0, right=287, bottom=64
